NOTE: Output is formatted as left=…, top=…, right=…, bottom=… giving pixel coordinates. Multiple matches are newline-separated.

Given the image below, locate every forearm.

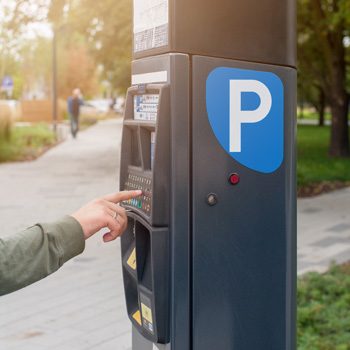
left=0, top=216, right=85, bottom=296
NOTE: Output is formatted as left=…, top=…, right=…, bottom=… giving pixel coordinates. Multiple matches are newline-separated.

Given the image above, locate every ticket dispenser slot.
left=121, top=214, right=169, bottom=343
left=120, top=83, right=171, bottom=344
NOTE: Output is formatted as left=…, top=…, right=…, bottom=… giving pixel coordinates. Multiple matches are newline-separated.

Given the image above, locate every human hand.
left=71, top=190, right=142, bottom=242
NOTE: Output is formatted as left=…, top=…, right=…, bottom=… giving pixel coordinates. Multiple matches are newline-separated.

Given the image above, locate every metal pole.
left=52, top=26, right=58, bottom=137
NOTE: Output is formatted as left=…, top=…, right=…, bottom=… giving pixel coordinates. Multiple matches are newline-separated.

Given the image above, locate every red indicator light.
left=229, top=173, right=240, bottom=185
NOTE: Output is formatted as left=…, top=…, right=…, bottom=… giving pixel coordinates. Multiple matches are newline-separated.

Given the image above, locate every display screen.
left=134, top=94, right=159, bottom=121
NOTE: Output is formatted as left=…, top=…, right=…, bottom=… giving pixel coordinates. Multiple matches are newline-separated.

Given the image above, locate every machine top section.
left=133, top=0, right=296, bottom=68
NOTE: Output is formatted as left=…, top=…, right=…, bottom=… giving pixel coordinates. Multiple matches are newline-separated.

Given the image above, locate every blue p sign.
left=206, top=67, right=284, bottom=174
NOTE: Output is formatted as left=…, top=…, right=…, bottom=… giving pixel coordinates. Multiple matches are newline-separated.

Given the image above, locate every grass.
left=0, top=114, right=114, bottom=164
left=298, top=110, right=332, bottom=121
left=298, top=264, right=350, bottom=350
left=0, top=124, right=56, bottom=163
left=297, top=125, right=350, bottom=188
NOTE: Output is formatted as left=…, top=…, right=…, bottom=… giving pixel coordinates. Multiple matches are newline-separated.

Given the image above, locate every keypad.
left=124, top=173, right=152, bottom=215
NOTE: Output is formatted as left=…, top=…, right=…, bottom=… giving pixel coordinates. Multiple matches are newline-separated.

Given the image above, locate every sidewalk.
left=0, top=119, right=132, bottom=350
left=1, top=118, right=350, bottom=349
left=298, top=188, right=350, bottom=275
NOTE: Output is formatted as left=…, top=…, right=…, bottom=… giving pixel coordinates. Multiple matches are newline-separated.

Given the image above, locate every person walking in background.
left=67, top=88, right=83, bottom=138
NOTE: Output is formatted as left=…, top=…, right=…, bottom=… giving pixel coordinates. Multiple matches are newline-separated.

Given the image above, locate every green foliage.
left=0, top=124, right=56, bottom=163
left=0, top=0, right=132, bottom=99
left=56, top=37, right=99, bottom=98
left=297, top=125, right=350, bottom=186
left=298, top=264, right=350, bottom=349
left=48, top=0, right=132, bottom=94
left=48, top=0, right=67, bottom=24
left=18, top=37, right=52, bottom=98
left=73, top=0, right=132, bottom=94
left=0, top=103, right=13, bottom=140
left=0, top=1, right=49, bottom=79
left=298, top=110, right=332, bottom=121
left=298, top=0, right=350, bottom=156
left=297, top=0, right=327, bottom=114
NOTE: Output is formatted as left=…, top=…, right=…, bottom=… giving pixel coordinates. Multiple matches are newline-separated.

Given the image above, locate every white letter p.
left=230, top=80, right=272, bottom=153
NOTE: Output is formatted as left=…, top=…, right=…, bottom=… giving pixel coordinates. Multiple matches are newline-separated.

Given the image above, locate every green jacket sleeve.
left=0, top=216, right=85, bottom=296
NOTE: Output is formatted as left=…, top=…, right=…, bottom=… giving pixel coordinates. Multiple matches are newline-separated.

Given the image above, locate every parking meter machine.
left=120, top=1, right=296, bottom=349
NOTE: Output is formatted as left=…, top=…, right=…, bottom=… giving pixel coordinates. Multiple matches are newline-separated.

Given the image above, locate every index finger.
left=103, top=190, right=142, bottom=203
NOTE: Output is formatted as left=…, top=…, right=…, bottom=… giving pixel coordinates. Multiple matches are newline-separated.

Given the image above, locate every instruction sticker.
left=141, top=303, right=154, bottom=332
left=134, top=94, right=159, bottom=121
left=134, top=0, right=169, bottom=52
left=132, top=310, right=142, bottom=326
left=127, top=248, right=137, bottom=270
left=140, top=294, right=154, bottom=334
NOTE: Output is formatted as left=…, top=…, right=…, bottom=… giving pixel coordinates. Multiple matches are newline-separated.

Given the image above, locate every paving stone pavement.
left=0, top=118, right=132, bottom=350
left=298, top=188, right=350, bottom=275
left=1, top=117, right=350, bottom=349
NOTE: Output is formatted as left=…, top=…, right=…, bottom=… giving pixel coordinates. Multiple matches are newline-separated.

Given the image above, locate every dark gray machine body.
left=120, top=1, right=296, bottom=349
left=192, top=56, right=296, bottom=350
left=133, top=0, right=295, bottom=67
left=120, top=54, right=191, bottom=349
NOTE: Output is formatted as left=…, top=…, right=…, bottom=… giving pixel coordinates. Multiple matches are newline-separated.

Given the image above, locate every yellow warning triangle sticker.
left=132, top=310, right=142, bottom=326
left=127, top=248, right=137, bottom=270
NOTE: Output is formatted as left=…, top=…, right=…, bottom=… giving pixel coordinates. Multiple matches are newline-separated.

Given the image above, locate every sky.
left=25, top=22, right=53, bottom=40
left=0, top=0, right=53, bottom=40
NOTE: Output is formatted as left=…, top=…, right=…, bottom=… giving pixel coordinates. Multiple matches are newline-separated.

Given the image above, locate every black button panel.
left=124, top=172, right=152, bottom=215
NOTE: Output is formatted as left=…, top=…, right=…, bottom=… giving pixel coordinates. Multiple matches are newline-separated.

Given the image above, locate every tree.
left=69, top=0, right=132, bottom=94
left=298, top=0, right=350, bottom=156
left=19, top=38, right=52, bottom=99
left=0, top=0, right=49, bottom=79
left=57, top=40, right=98, bottom=98
left=298, top=76, right=327, bottom=126
left=47, top=0, right=132, bottom=95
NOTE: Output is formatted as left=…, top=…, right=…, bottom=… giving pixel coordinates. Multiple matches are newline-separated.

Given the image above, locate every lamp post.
left=52, top=25, right=58, bottom=137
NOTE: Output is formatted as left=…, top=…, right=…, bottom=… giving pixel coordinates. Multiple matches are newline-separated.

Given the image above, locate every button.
left=229, top=173, right=240, bottom=185
left=206, top=193, right=218, bottom=206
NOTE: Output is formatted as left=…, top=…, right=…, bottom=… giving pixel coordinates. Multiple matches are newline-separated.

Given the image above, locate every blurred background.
left=0, top=0, right=130, bottom=161
left=0, top=0, right=349, bottom=349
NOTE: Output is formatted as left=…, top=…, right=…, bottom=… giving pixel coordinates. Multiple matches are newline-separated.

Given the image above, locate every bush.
left=0, top=102, right=13, bottom=140
left=0, top=124, right=56, bottom=163
left=298, top=264, right=350, bottom=350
